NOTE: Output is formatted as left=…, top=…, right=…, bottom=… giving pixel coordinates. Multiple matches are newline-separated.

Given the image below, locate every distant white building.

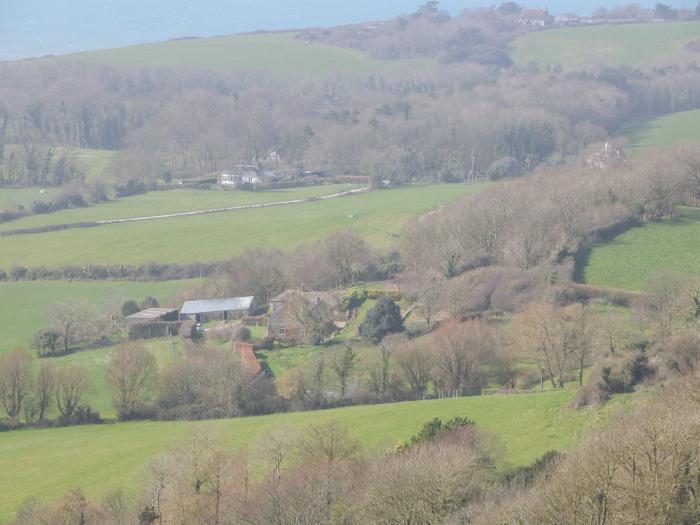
left=219, top=165, right=260, bottom=187
left=519, top=8, right=552, bottom=27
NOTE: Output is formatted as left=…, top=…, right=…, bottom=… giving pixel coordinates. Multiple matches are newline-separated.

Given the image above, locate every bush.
left=255, top=336, right=275, bottom=351
left=232, top=325, right=252, bottom=342
left=121, top=300, right=140, bottom=317
left=486, top=156, right=521, bottom=181
left=359, top=296, right=404, bottom=342
left=31, top=329, right=63, bottom=357
left=55, top=405, right=101, bottom=426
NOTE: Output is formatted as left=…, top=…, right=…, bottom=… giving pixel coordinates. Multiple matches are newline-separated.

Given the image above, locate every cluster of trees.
left=3, top=32, right=700, bottom=195
left=190, top=230, right=381, bottom=310
left=476, top=374, right=700, bottom=524
left=401, top=146, right=700, bottom=280
left=31, top=295, right=162, bottom=357
left=0, top=144, right=87, bottom=188
left=31, top=297, right=126, bottom=356
left=14, top=356, right=700, bottom=524
left=15, top=418, right=496, bottom=525
left=0, top=349, right=95, bottom=428
left=593, top=2, right=700, bottom=21
left=301, top=3, right=524, bottom=65
left=0, top=260, right=218, bottom=282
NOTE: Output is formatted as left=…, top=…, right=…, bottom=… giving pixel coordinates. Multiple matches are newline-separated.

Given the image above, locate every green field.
left=53, top=32, right=424, bottom=76
left=0, top=280, right=194, bottom=354
left=0, top=184, right=357, bottom=231
left=582, top=207, right=700, bottom=290
left=0, top=183, right=486, bottom=269
left=0, top=389, right=612, bottom=521
left=0, top=187, right=52, bottom=209
left=41, top=338, right=184, bottom=419
left=511, top=21, right=700, bottom=68
left=622, top=109, right=700, bottom=150
left=66, top=147, right=115, bottom=182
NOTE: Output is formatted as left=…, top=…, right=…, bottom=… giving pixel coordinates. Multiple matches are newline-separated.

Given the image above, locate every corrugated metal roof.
left=180, top=297, right=253, bottom=315
left=125, top=308, right=179, bottom=320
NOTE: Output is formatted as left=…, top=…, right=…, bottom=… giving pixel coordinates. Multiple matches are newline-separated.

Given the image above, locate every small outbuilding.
left=124, top=308, right=180, bottom=339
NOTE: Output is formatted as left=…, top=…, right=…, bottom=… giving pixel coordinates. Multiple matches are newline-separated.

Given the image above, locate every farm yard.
left=0, top=183, right=486, bottom=269
left=0, top=389, right=616, bottom=522
left=510, top=21, right=700, bottom=69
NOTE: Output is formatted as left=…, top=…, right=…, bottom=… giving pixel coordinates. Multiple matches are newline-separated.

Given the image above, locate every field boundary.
left=0, top=186, right=369, bottom=237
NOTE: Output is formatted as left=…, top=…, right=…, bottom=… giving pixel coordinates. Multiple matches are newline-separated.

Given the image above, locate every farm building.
left=219, top=166, right=260, bottom=187
left=124, top=307, right=180, bottom=339
left=180, top=296, right=254, bottom=323
left=268, top=290, right=341, bottom=341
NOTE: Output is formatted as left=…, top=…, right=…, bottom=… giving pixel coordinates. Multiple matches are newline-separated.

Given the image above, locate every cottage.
left=268, top=290, right=341, bottom=340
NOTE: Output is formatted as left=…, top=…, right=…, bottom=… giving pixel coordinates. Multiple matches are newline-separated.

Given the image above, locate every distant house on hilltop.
left=519, top=8, right=553, bottom=27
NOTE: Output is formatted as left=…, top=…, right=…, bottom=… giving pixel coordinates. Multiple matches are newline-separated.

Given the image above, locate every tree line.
left=2, top=34, right=700, bottom=195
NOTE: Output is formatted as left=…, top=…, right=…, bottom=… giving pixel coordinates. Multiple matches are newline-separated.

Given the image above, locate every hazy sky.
left=1, top=0, right=695, bottom=61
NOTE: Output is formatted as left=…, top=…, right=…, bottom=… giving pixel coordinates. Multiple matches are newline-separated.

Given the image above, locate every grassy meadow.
left=0, top=280, right=194, bottom=354
left=0, top=389, right=616, bottom=521
left=0, top=183, right=486, bottom=269
left=511, top=21, right=700, bottom=69
left=54, top=32, right=424, bottom=76
left=622, top=109, right=700, bottom=150
left=582, top=207, right=700, bottom=290
left=0, top=184, right=358, bottom=231
left=0, top=187, right=52, bottom=209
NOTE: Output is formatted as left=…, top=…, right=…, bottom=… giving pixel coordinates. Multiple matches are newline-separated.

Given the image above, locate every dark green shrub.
left=359, top=296, right=404, bottom=341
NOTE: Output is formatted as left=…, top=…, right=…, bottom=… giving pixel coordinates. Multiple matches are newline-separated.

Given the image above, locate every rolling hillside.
left=0, top=183, right=487, bottom=269
left=0, top=389, right=614, bottom=521
left=50, top=32, right=425, bottom=76
left=581, top=207, right=700, bottom=290
left=511, top=21, right=700, bottom=68
left=622, top=109, right=700, bottom=150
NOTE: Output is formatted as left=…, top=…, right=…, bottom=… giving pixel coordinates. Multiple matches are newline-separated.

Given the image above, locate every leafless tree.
left=0, top=348, right=33, bottom=423
left=35, top=361, right=56, bottom=420
left=106, top=342, right=157, bottom=419
left=54, top=366, right=90, bottom=418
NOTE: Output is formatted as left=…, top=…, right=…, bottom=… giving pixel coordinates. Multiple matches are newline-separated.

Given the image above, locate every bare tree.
left=394, top=337, right=433, bottom=398
left=48, top=298, right=91, bottom=352
left=318, top=230, right=371, bottom=287
left=330, top=346, right=356, bottom=398
left=0, top=348, right=33, bottom=423
left=106, top=342, right=157, bottom=419
left=55, top=366, right=90, bottom=418
left=431, top=320, right=495, bottom=396
left=35, top=361, right=56, bottom=420
left=511, top=303, right=575, bottom=389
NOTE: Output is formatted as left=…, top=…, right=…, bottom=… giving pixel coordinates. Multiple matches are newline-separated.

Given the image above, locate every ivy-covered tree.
left=359, top=296, right=404, bottom=342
